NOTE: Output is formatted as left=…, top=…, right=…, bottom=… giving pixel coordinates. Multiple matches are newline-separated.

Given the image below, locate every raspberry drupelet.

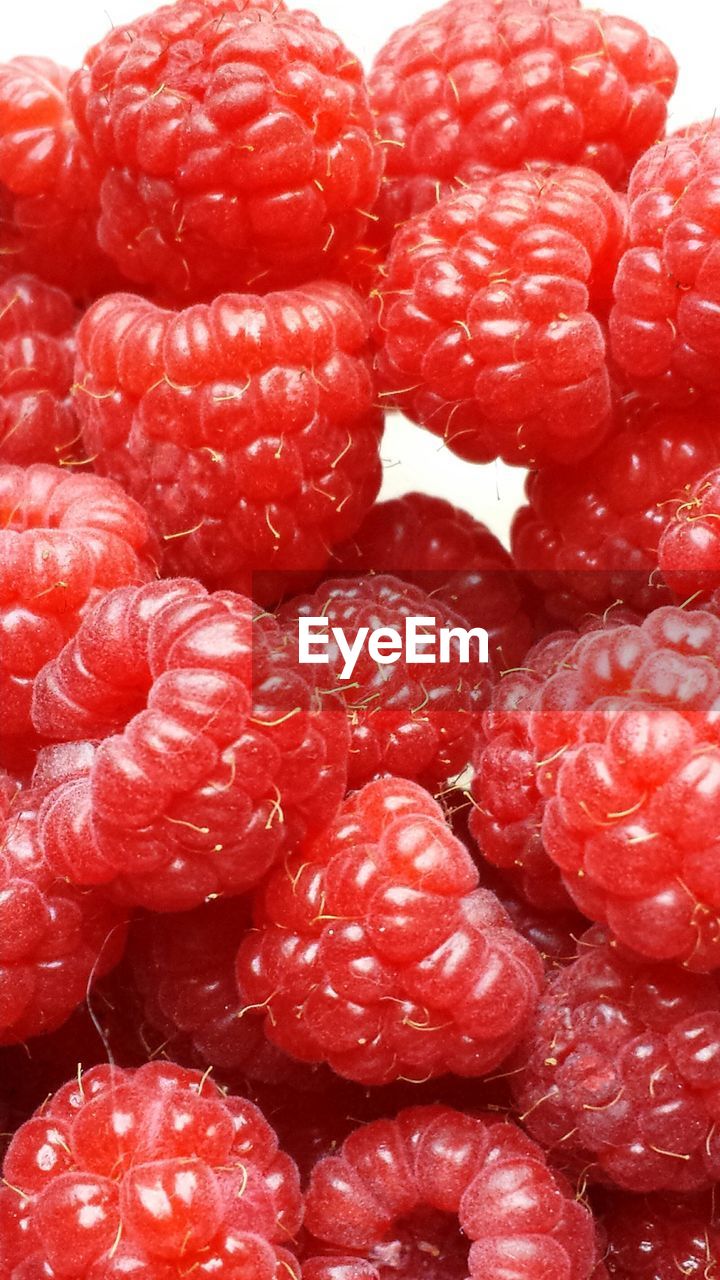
left=128, top=897, right=326, bottom=1087
left=31, top=577, right=349, bottom=912
left=279, top=574, right=493, bottom=789
left=375, top=165, right=625, bottom=468
left=0, top=275, right=79, bottom=467
left=236, top=776, right=544, bottom=1085
left=0, top=1061, right=303, bottom=1279
left=0, top=463, right=157, bottom=745
left=524, top=605, right=720, bottom=969
left=332, top=492, right=534, bottom=668
left=514, top=927, right=720, bottom=1193
left=512, top=392, right=720, bottom=621
left=0, top=58, right=118, bottom=300
left=657, top=465, right=720, bottom=601
left=611, top=123, right=720, bottom=396
left=74, top=284, right=383, bottom=596
left=0, top=770, right=126, bottom=1044
left=302, top=1104, right=603, bottom=1280
left=69, top=0, right=384, bottom=300
left=370, top=0, right=676, bottom=245
left=600, top=1190, right=720, bottom=1278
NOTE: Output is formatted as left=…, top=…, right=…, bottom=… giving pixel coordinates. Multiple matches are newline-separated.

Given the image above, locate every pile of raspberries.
left=4, top=0, right=720, bottom=1275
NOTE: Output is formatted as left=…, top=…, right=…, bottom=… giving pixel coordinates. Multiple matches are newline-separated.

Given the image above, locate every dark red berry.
left=515, top=927, right=720, bottom=1193
left=0, top=276, right=79, bottom=467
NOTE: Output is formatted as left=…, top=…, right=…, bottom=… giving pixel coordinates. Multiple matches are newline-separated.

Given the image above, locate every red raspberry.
left=611, top=124, right=720, bottom=395
left=31, top=578, right=349, bottom=912
left=512, top=393, right=720, bottom=620
left=0, top=463, right=157, bottom=743
left=523, top=606, right=720, bottom=969
left=236, top=776, right=543, bottom=1085
left=280, top=574, right=493, bottom=789
left=514, top=928, right=720, bottom=1193
left=129, top=897, right=325, bottom=1088
left=370, top=0, right=676, bottom=243
left=0, top=770, right=126, bottom=1045
left=657, top=466, right=720, bottom=601
left=0, top=1061, right=303, bottom=1278
left=470, top=626, right=585, bottom=912
left=332, top=492, right=534, bottom=668
left=375, top=166, right=624, bottom=467
left=0, top=276, right=79, bottom=467
left=302, top=1104, right=602, bottom=1280
left=69, top=0, right=383, bottom=300
left=0, top=58, right=118, bottom=300
left=74, top=285, right=383, bottom=595
left=600, top=1191, right=719, bottom=1278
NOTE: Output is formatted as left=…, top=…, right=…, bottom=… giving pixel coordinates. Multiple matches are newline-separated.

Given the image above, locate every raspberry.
left=657, top=466, right=720, bottom=601
left=370, top=0, right=676, bottom=244
left=129, top=897, right=325, bottom=1087
left=69, top=0, right=383, bottom=300
left=279, top=574, right=493, bottom=789
left=0, top=58, right=118, bottom=300
left=236, top=776, right=543, bottom=1085
left=611, top=124, right=720, bottom=395
left=512, top=393, right=720, bottom=620
left=0, top=463, right=157, bottom=742
left=514, top=927, right=720, bottom=1193
left=375, top=166, right=624, bottom=467
left=0, top=1061, right=303, bottom=1278
left=332, top=492, right=534, bottom=668
left=600, top=1191, right=720, bottom=1278
left=302, top=1104, right=602, bottom=1280
left=523, top=606, right=720, bottom=969
left=0, top=275, right=79, bottom=467
left=31, top=578, right=349, bottom=911
left=470, top=626, right=586, bottom=912
left=0, top=770, right=126, bottom=1044
left=74, top=285, right=383, bottom=595
left=479, top=863, right=585, bottom=965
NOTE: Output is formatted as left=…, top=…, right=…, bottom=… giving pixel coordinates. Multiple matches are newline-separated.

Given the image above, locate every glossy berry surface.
left=525, top=606, right=720, bottom=968
left=0, top=58, right=118, bottom=300
left=129, top=897, right=323, bottom=1087
left=370, top=0, right=676, bottom=242
left=280, top=574, right=493, bottom=789
left=0, top=770, right=126, bottom=1044
left=611, top=124, right=720, bottom=395
left=470, top=627, right=584, bottom=912
left=513, top=394, right=720, bottom=620
left=332, top=492, right=533, bottom=668
left=303, top=1104, right=602, bottom=1280
left=69, top=0, right=383, bottom=300
left=74, top=285, right=382, bottom=595
left=376, top=165, right=624, bottom=467
left=0, top=463, right=157, bottom=741
left=31, top=577, right=349, bottom=911
left=600, top=1191, right=720, bottom=1278
left=0, top=275, right=79, bottom=467
left=236, top=777, right=544, bottom=1085
left=0, top=1061, right=303, bottom=1278
left=658, top=465, right=720, bottom=600
left=515, top=928, right=720, bottom=1192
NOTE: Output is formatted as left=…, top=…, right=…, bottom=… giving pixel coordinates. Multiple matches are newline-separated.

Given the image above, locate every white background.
left=3, top=1, right=718, bottom=547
